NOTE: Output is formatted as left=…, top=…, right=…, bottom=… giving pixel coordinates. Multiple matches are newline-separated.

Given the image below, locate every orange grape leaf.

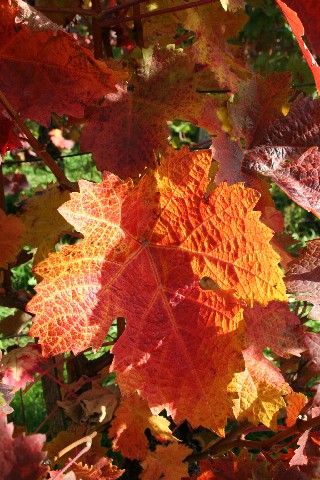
left=28, top=147, right=285, bottom=433
left=17, top=184, right=72, bottom=266
left=0, top=210, right=25, bottom=269
left=229, top=347, right=291, bottom=430
left=141, top=0, right=187, bottom=47
left=0, top=0, right=125, bottom=125
left=45, top=426, right=107, bottom=467
left=81, top=46, right=217, bottom=178
left=140, top=443, right=192, bottom=480
left=1, top=344, right=47, bottom=392
left=109, top=393, right=174, bottom=460
left=54, top=458, right=124, bottom=480
left=0, top=411, right=48, bottom=480
left=184, top=2, right=249, bottom=90
left=285, top=393, right=308, bottom=427
left=276, top=0, right=320, bottom=94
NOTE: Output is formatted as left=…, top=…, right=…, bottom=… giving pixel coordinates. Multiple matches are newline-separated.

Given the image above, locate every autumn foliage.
left=2, top=0, right=320, bottom=478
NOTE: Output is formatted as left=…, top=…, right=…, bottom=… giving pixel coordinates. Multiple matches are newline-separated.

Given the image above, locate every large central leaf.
left=28, top=148, right=286, bottom=433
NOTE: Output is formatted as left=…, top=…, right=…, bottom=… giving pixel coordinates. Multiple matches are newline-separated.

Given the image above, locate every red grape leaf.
left=290, top=408, right=320, bottom=470
left=228, top=72, right=292, bottom=149
left=304, top=333, right=320, bottom=371
left=0, top=112, right=21, bottom=157
left=109, top=393, right=174, bottom=460
left=278, top=1, right=320, bottom=57
left=140, top=443, right=192, bottom=480
left=184, top=2, right=249, bottom=90
left=285, top=239, right=320, bottom=320
left=0, top=210, right=25, bottom=269
left=275, top=0, right=320, bottom=94
left=28, top=148, right=285, bottom=433
left=193, top=454, right=306, bottom=480
left=244, top=301, right=305, bottom=358
left=0, top=0, right=125, bottom=125
left=0, top=351, right=14, bottom=414
left=229, top=347, right=291, bottom=429
left=0, top=411, right=48, bottom=480
left=211, top=132, right=250, bottom=186
left=1, top=344, right=47, bottom=392
left=285, top=393, right=308, bottom=427
left=243, top=145, right=320, bottom=218
left=224, top=75, right=320, bottom=216
left=81, top=46, right=219, bottom=178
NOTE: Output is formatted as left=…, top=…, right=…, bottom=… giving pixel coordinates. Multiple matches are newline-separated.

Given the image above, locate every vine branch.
left=186, top=413, right=320, bottom=462
left=0, top=90, right=74, bottom=190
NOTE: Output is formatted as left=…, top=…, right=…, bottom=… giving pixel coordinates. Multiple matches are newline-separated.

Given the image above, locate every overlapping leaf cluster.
left=1, top=0, right=320, bottom=478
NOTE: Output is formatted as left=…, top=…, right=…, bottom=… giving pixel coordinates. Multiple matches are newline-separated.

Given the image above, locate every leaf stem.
left=0, top=90, right=73, bottom=190
left=51, top=434, right=96, bottom=479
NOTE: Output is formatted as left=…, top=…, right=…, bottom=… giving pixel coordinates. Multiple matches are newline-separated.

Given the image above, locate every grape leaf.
left=192, top=452, right=306, bottom=480
left=109, top=393, right=174, bottom=460
left=290, top=408, right=320, bottom=473
left=140, top=443, right=192, bottom=480
left=276, top=0, right=320, bottom=94
left=0, top=0, right=125, bottom=125
left=28, top=147, right=285, bottom=433
left=141, top=0, right=187, bottom=47
left=45, top=426, right=107, bottom=467
left=228, top=72, right=292, bottom=149
left=244, top=301, right=305, bottom=358
left=52, top=458, right=124, bottom=480
left=0, top=210, right=25, bottom=269
left=222, top=76, right=320, bottom=216
left=278, top=1, right=320, bottom=57
left=184, top=2, right=249, bottom=90
left=304, top=333, right=320, bottom=371
left=285, top=393, right=308, bottom=427
left=285, top=239, right=320, bottom=320
left=17, top=183, right=72, bottom=266
left=1, top=344, right=47, bottom=392
left=0, top=112, right=21, bottom=157
left=220, top=0, right=245, bottom=11
left=229, top=347, right=291, bottom=429
left=0, top=352, right=14, bottom=414
left=0, top=411, right=48, bottom=480
left=80, top=46, right=218, bottom=178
